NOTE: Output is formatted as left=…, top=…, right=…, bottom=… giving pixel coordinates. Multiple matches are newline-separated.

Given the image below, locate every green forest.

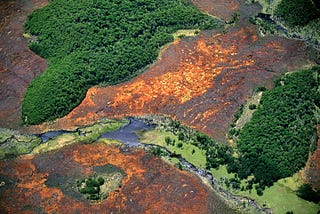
left=275, top=0, right=320, bottom=27
left=22, top=0, right=219, bottom=124
left=228, top=67, right=320, bottom=189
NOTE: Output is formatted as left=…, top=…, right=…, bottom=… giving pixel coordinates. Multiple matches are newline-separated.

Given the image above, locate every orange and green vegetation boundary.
left=22, top=0, right=219, bottom=125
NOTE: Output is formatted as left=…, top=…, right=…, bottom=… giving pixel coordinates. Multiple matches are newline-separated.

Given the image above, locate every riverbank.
left=0, top=118, right=126, bottom=159
left=0, top=118, right=236, bottom=213
left=0, top=117, right=262, bottom=213
left=99, top=117, right=269, bottom=213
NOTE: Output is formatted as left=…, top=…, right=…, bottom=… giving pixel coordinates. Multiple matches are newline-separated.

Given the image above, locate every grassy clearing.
left=173, top=29, right=199, bottom=40
left=255, top=0, right=282, bottom=14
left=241, top=181, right=320, bottom=213
left=32, top=133, right=77, bottom=154
left=235, top=92, right=262, bottom=130
left=211, top=165, right=236, bottom=180
left=211, top=166, right=320, bottom=213
left=139, top=129, right=206, bottom=168
left=76, top=118, right=127, bottom=144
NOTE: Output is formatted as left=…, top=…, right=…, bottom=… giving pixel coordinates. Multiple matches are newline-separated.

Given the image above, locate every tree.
left=275, top=0, right=320, bottom=27
left=165, top=136, right=172, bottom=145
left=296, top=183, right=320, bottom=203
left=248, top=104, right=256, bottom=110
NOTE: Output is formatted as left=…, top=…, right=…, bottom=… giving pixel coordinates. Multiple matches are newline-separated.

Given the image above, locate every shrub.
left=248, top=104, right=256, bottom=110
left=165, top=136, right=172, bottom=145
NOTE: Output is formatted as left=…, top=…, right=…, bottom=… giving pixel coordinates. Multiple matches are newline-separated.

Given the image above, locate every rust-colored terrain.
left=0, top=0, right=47, bottom=128
left=0, top=0, right=320, bottom=212
left=192, top=0, right=240, bottom=21
left=305, top=125, right=320, bottom=189
left=0, top=143, right=232, bottom=213
left=0, top=0, right=312, bottom=142
left=29, top=24, right=310, bottom=142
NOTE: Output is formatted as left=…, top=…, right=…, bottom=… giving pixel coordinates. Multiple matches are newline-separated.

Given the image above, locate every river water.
left=99, top=118, right=270, bottom=213
left=100, top=118, right=153, bottom=146
left=37, top=117, right=269, bottom=213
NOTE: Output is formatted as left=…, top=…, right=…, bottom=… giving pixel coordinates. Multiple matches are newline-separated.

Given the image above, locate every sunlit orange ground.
left=1, top=0, right=319, bottom=205
left=28, top=24, right=311, bottom=142
left=0, top=143, right=233, bottom=213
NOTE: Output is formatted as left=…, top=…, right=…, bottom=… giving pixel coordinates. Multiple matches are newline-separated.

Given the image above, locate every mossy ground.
left=211, top=165, right=320, bottom=213
left=138, top=129, right=206, bottom=168
left=32, top=119, right=126, bottom=154
left=0, top=128, right=41, bottom=159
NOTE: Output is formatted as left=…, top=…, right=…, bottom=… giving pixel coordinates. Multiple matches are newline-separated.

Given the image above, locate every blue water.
left=39, top=130, right=72, bottom=142
left=99, top=118, right=152, bottom=146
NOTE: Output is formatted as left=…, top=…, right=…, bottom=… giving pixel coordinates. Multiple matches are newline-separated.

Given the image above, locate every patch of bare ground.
left=234, top=91, right=262, bottom=130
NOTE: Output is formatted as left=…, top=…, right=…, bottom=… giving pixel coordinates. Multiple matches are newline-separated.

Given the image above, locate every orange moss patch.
left=0, top=143, right=227, bottom=213
left=27, top=23, right=310, bottom=142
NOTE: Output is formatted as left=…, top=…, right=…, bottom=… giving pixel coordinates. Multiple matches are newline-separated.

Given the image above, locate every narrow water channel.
left=99, top=118, right=270, bottom=214
left=37, top=117, right=269, bottom=213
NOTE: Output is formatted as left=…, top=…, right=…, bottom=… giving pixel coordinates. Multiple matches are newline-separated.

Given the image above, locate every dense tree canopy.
left=22, top=0, right=219, bottom=124
left=229, top=67, right=320, bottom=187
left=275, top=0, right=320, bottom=27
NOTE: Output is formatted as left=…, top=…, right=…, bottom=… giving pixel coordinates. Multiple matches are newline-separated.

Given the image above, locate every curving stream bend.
left=99, top=118, right=271, bottom=213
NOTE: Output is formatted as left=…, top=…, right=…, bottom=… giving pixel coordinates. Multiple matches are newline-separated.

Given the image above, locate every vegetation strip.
left=0, top=118, right=126, bottom=159
left=229, top=67, right=320, bottom=189
left=252, top=0, right=320, bottom=51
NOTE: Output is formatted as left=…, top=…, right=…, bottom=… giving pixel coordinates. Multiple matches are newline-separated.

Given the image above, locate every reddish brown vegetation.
left=305, top=125, right=320, bottom=188
left=0, top=0, right=319, bottom=212
left=191, top=0, right=240, bottom=20
left=28, top=25, right=310, bottom=142
left=0, top=143, right=231, bottom=213
left=0, top=0, right=47, bottom=128
left=0, top=0, right=312, bottom=143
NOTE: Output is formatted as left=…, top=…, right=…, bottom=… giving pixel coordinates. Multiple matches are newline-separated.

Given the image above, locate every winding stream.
left=99, top=118, right=270, bottom=214
left=35, top=117, right=270, bottom=212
